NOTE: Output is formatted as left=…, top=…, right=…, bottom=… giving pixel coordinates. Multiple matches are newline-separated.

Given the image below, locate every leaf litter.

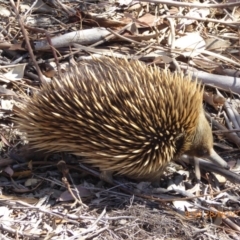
left=0, top=0, right=240, bottom=239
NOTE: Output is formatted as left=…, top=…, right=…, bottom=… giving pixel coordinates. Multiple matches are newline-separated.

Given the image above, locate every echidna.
left=14, top=57, right=228, bottom=182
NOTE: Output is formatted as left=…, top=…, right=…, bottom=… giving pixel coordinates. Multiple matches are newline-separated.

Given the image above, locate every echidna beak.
left=208, top=149, right=230, bottom=169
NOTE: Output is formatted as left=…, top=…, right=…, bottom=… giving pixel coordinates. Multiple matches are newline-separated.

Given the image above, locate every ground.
left=0, top=0, right=240, bottom=239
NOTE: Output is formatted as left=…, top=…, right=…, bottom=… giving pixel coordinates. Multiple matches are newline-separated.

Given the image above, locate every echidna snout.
left=185, top=111, right=215, bottom=157
left=186, top=110, right=229, bottom=169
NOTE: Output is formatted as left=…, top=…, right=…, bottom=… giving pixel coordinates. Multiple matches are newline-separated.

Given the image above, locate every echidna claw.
left=100, top=170, right=114, bottom=184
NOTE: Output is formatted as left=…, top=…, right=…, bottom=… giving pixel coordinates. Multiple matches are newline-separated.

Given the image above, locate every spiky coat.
left=15, top=58, right=207, bottom=179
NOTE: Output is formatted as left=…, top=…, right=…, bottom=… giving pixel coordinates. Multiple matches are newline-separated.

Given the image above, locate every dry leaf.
left=137, top=13, right=159, bottom=28
left=58, top=185, right=92, bottom=202
left=177, top=8, right=210, bottom=30
left=205, top=38, right=231, bottom=52
left=173, top=200, right=195, bottom=212
left=174, top=32, right=205, bottom=57
left=25, top=178, right=40, bottom=187
left=117, top=0, right=132, bottom=6
left=0, top=5, right=11, bottom=17
left=3, top=64, right=26, bottom=81
left=12, top=170, right=32, bottom=178
left=3, top=166, right=14, bottom=177
left=203, top=91, right=226, bottom=110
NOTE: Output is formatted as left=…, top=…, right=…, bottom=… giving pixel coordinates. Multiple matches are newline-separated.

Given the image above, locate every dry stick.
left=0, top=224, right=40, bottom=239
left=90, top=22, right=136, bottom=47
left=23, top=27, right=115, bottom=63
left=8, top=200, right=79, bottom=224
left=85, top=227, right=108, bottom=239
left=21, top=160, right=240, bottom=203
left=23, top=25, right=61, bottom=73
left=194, top=157, right=201, bottom=182
left=208, top=207, right=240, bottom=232
left=57, top=160, right=88, bottom=208
left=232, top=107, right=240, bottom=128
left=178, top=64, right=240, bottom=94
left=9, top=0, right=46, bottom=84
left=138, top=0, right=240, bottom=8
left=206, top=113, right=240, bottom=147
left=23, top=0, right=38, bottom=17
left=192, top=204, right=240, bottom=233
left=210, top=0, right=235, bottom=20
left=74, top=24, right=148, bottom=60
left=224, top=101, right=240, bottom=138
left=133, top=184, right=239, bottom=203
left=223, top=111, right=235, bottom=135
left=27, top=23, right=138, bottom=63
left=55, top=0, right=76, bottom=16
left=193, top=158, right=240, bottom=184
left=213, top=129, right=240, bottom=134
left=62, top=177, right=88, bottom=208
left=78, top=162, right=240, bottom=202
left=24, top=25, right=80, bottom=64
left=164, top=15, right=239, bottom=27
left=15, top=0, right=20, bottom=10
left=67, top=209, right=107, bottom=238
left=45, top=31, right=61, bottom=73
left=152, top=44, right=240, bottom=69
left=223, top=215, right=240, bottom=232
left=166, top=17, right=180, bottom=72
left=106, top=27, right=147, bottom=46
left=0, top=25, right=15, bottom=42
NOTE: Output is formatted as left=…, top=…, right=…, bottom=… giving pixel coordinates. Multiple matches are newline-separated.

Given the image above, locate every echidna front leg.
left=148, top=168, right=167, bottom=187
left=100, top=170, right=114, bottom=184
left=153, top=177, right=166, bottom=187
